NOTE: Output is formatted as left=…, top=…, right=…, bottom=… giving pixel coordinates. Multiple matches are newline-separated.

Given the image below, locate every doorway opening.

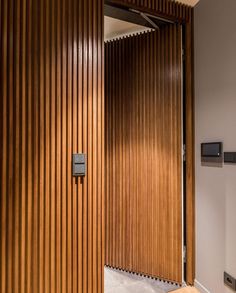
left=104, top=3, right=187, bottom=291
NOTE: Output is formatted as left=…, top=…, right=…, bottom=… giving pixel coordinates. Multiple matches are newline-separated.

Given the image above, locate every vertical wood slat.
left=0, top=2, right=7, bottom=292
left=8, top=1, right=14, bottom=292
left=0, top=0, right=104, bottom=292
left=39, top=0, right=45, bottom=292
left=72, top=0, right=78, bottom=292
left=13, top=0, right=21, bottom=291
left=77, top=1, right=83, bottom=291
left=105, top=25, right=182, bottom=283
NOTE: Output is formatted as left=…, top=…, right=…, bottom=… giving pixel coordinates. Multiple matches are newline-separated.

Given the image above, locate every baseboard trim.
left=194, top=280, right=211, bottom=293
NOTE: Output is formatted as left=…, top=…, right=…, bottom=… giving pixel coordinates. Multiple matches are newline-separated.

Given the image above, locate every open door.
left=105, top=24, right=183, bottom=283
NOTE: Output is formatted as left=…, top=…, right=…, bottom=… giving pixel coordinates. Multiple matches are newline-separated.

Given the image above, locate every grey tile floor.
left=105, top=267, right=182, bottom=293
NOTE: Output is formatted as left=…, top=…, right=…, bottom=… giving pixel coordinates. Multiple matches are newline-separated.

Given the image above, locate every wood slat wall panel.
left=105, top=25, right=183, bottom=283
left=105, top=0, right=195, bottom=285
left=0, top=0, right=104, bottom=292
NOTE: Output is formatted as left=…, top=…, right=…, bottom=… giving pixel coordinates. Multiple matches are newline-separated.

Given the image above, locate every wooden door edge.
left=185, top=8, right=195, bottom=286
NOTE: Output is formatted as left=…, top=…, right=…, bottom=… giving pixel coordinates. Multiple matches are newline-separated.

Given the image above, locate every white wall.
left=194, top=0, right=236, bottom=292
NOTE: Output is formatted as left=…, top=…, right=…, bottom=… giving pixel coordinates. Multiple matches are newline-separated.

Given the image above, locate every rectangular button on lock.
left=72, top=153, right=86, bottom=177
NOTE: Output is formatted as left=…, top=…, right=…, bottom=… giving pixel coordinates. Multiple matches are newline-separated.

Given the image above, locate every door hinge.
left=182, top=48, right=185, bottom=60
left=183, top=144, right=186, bottom=162
left=183, top=245, right=187, bottom=263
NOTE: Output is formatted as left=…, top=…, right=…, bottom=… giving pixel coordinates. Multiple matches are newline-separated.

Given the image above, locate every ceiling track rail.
left=104, top=4, right=174, bottom=30
left=130, top=8, right=175, bottom=25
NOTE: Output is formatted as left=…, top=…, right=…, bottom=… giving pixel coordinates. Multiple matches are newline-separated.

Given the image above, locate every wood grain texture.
left=0, top=0, right=104, bottom=292
left=105, top=25, right=183, bottom=283
left=185, top=8, right=195, bottom=285
left=105, top=0, right=195, bottom=285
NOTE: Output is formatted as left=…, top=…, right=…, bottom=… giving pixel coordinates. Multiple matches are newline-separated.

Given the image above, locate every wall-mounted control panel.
left=201, top=142, right=222, bottom=158
left=224, top=152, right=236, bottom=164
left=201, top=142, right=223, bottom=163
left=72, top=153, right=86, bottom=177
left=201, top=142, right=236, bottom=166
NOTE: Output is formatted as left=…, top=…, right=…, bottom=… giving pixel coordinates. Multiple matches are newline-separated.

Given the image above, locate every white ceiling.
left=104, top=0, right=200, bottom=41
left=104, top=16, right=151, bottom=41
left=177, top=0, right=200, bottom=6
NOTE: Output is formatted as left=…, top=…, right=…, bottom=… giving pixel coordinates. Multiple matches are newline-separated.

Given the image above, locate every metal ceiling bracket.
left=130, top=8, right=175, bottom=25
left=140, top=12, right=159, bottom=29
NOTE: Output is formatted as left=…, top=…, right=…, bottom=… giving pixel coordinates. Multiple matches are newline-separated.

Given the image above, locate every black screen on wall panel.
left=201, top=142, right=222, bottom=158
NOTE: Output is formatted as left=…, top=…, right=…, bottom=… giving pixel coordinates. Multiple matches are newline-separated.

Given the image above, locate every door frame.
left=104, top=0, right=195, bottom=285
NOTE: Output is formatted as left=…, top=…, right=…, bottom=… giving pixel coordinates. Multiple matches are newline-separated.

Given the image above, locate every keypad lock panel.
left=72, top=153, right=86, bottom=177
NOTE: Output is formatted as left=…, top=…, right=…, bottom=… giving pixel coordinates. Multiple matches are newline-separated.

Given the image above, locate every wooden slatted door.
left=0, top=0, right=104, bottom=292
left=105, top=25, right=183, bottom=283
